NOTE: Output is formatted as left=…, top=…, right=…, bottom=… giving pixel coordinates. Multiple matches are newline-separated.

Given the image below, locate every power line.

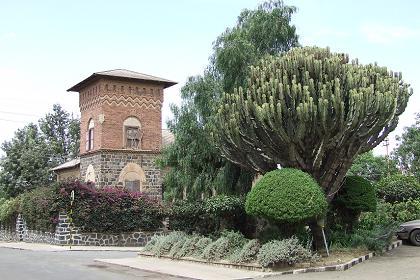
left=0, top=110, right=42, bottom=118
left=0, top=118, right=30, bottom=123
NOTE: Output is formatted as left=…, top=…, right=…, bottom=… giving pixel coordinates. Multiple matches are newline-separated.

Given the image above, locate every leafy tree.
left=393, top=113, right=420, bottom=179
left=348, top=151, right=399, bottom=183
left=0, top=124, right=51, bottom=197
left=0, top=104, right=80, bottom=198
left=213, top=47, right=411, bottom=248
left=39, top=104, right=80, bottom=166
left=159, top=0, right=299, bottom=200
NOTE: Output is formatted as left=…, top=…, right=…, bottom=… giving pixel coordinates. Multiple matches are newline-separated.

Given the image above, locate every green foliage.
left=393, top=113, right=420, bottom=180
left=58, top=181, right=164, bottom=233
left=151, top=232, right=187, bottom=257
left=350, top=223, right=399, bottom=252
left=201, top=231, right=247, bottom=261
left=245, top=169, right=327, bottom=223
left=376, top=174, right=420, bottom=202
left=19, top=186, right=60, bottom=232
left=257, top=237, right=316, bottom=267
left=176, top=235, right=201, bottom=258
left=230, top=239, right=261, bottom=263
left=0, top=104, right=80, bottom=198
left=335, top=176, right=377, bottom=212
left=192, top=237, right=213, bottom=257
left=348, top=151, right=399, bottom=183
left=159, top=1, right=298, bottom=200
left=168, top=235, right=189, bottom=258
left=0, top=197, right=20, bottom=228
left=213, top=46, right=412, bottom=201
left=168, top=195, right=246, bottom=234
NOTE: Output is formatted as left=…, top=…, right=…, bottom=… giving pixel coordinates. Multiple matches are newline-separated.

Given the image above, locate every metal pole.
left=321, top=227, right=329, bottom=257
left=69, top=190, right=75, bottom=250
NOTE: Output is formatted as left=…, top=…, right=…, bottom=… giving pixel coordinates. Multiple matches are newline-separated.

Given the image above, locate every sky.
left=0, top=0, right=419, bottom=156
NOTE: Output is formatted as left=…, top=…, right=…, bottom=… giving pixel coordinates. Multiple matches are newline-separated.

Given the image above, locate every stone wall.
left=0, top=213, right=165, bottom=247
left=80, top=150, right=162, bottom=199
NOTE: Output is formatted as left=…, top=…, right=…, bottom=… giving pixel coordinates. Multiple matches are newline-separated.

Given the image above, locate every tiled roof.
left=51, top=158, right=80, bottom=171
left=162, top=129, right=174, bottom=148
left=67, top=69, right=177, bottom=92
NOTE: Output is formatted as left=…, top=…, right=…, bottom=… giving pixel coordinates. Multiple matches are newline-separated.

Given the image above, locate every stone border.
left=138, top=240, right=402, bottom=275
left=257, top=240, right=402, bottom=277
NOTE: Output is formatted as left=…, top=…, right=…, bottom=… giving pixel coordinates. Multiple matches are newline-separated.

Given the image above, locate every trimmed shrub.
left=0, top=197, right=20, bottom=228
left=257, top=237, right=316, bottom=267
left=335, top=176, right=377, bottom=212
left=168, top=235, right=188, bottom=258
left=350, top=223, right=398, bottom=252
left=246, top=169, right=327, bottom=223
left=376, top=174, right=420, bottom=203
left=230, top=239, right=261, bottom=263
left=168, top=195, right=246, bottom=234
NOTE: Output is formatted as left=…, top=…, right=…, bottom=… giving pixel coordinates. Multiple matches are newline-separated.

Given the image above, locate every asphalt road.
left=275, top=245, right=420, bottom=280
left=0, top=248, right=185, bottom=280
left=0, top=245, right=419, bottom=280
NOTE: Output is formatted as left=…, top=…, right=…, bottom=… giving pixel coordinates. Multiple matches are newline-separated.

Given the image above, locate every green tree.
left=39, top=104, right=80, bottom=166
left=393, top=113, right=420, bottom=179
left=0, top=124, right=51, bottom=197
left=0, top=104, right=80, bottom=198
left=213, top=47, right=411, bottom=248
left=348, top=151, right=399, bottom=183
left=159, top=0, right=299, bottom=200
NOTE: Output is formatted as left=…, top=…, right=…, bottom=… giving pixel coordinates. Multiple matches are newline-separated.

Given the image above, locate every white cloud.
left=360, top=24, right=420, bottom=44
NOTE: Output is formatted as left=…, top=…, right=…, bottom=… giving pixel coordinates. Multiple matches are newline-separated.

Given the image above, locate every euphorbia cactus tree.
left=213, top=47, right=411, bottom=202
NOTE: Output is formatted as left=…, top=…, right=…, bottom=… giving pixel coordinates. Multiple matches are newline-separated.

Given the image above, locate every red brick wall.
left=78, top=78, right=164, bottom=155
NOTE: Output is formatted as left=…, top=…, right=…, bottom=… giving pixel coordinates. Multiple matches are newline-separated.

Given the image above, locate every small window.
left=86, top=119, right=94, bottom=151
left=126, top=126, right=140, bottom=149
left=125, top=180, right=140, bottom=192
left=123, top=117, right=141, bottom=149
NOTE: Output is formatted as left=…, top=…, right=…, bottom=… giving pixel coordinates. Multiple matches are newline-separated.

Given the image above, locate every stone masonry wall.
left=0, top=213, right=165, bottom=247
left=80, top=150, right=162, bottom=199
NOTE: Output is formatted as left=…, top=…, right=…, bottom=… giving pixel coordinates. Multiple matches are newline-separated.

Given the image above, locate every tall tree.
left=159, top=0, right=299, bottom=200
left=39, top=104, right=80, bottom=166
left=0, top=104, right=80, bottom=198
left=213, top=47, right=411, bottom=247
left=0, top=124, right=51, bottom=197
left=393, top=113, right=420, bottom=179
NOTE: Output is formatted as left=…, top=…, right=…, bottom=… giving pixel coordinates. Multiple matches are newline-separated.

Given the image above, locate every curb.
left=256, top=240, right=402, bottom=278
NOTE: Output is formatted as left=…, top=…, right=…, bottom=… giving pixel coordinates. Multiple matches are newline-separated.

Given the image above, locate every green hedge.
left=168, top=194, right=245, bottom=234
left=335, top=176, right=377, bottom=212
left=245, top=169, right=327, bottom=223
left=376, top=174, right=420, bottom=203
left=0, top=197, right=20, bottom=228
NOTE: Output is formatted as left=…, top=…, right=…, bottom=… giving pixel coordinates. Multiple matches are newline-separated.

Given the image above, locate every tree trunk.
left=309, top=221, right=327, bottom=255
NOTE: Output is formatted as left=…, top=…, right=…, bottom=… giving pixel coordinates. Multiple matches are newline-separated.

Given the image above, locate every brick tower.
left=67, top=69, right=176, bottom=199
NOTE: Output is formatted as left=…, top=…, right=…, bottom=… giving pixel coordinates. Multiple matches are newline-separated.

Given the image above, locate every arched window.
left=123, top=117, right=141, bottom=149
left=118, top=163, right=146, bottom=192
left=86, top=119, right=94, bottom=151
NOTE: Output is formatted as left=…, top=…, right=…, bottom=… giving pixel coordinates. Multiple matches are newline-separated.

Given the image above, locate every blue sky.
left=0, top=0, right=419, bottom=155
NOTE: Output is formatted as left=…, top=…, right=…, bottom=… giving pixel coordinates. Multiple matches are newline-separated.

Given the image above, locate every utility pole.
left=383, top=138, right=390, bottom=176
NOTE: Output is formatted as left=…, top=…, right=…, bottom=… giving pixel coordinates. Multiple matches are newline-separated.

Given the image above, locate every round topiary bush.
left=245, top=168, right=327, bottom=223
left=335, top=176, right=377, bottom=212
left=376, top=174, right=420, bottom=203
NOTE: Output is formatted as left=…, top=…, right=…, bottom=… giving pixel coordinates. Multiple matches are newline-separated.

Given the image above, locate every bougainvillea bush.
left=57, top=181, right=164, bottom=233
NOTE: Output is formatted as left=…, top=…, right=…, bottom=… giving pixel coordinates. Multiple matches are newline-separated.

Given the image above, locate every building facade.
left=54, top=69, right=176, bottom=200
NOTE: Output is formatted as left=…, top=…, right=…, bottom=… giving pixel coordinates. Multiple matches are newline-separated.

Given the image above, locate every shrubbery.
left=376, top=174, right=420, bottom=203
left=257, top=237, right=317, bottom=267
left=245, top=169, right=327, bottom=223
left=58, top=181, right=164, bottom=233
left=143, top=231, right=316, bottom=268
left=0, top=197, right=20, bottom=228
left=168, top=194, right=245, bottom=234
